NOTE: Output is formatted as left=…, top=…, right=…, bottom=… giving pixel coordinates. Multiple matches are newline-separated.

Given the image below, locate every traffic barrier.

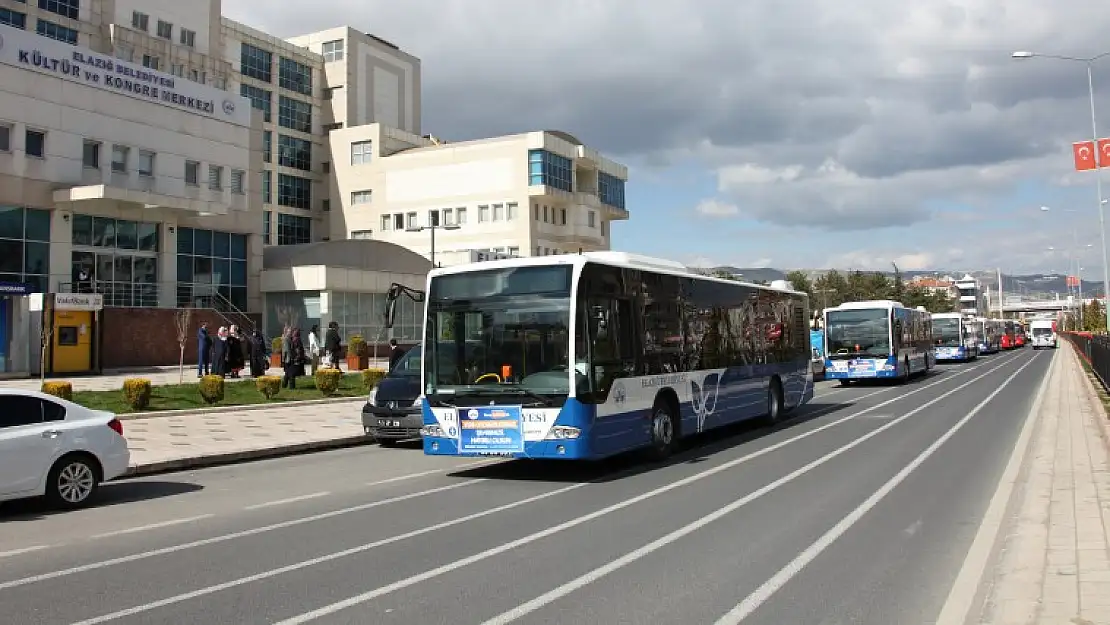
left=1059, top=331, right=1110, bottom=392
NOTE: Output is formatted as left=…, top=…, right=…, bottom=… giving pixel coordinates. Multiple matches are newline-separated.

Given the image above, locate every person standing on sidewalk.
left=197, top=321, right=213, bottom=378
left=324, top=321, right=342, bottom=369
left=307, top=324, right=321, bottom=375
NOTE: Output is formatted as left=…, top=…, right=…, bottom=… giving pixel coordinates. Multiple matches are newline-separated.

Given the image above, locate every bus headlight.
left=545, top=426, right=581, bottom=440
left=420, top=424, right=445, bottom=437
left=882, top=363, right=895, bottom=371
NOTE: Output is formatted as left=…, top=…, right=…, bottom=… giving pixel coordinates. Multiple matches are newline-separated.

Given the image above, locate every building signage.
left=54, top=293, right=103, bottom=311
left=0, top=24, right=250, bottom=127
left=0, top=281, right=31, bottom=295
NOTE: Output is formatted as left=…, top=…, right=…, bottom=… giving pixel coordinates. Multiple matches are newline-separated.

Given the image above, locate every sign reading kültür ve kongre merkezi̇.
left=0, top=24, right=250, bottom=127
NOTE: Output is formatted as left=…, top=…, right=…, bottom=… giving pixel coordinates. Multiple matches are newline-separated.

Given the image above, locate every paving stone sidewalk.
left=121, top=399, right=370, bottom=475
left=977, top=346, right=1110, bottom=624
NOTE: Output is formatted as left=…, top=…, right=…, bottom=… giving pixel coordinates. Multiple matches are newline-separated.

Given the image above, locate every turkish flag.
left=1074, top=141, right=1097, bottom=171
left=1098, top=138, right=1110, bottom=167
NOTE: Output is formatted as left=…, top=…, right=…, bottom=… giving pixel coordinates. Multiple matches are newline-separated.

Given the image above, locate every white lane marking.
left=0, top=479, right=483, bottom=592
left=0, top=546, right=49, bottom=558
left=271, top=352, right=1025, bottom=625
left=934, top=350, right=1056, bottom=625
left=711, top=353, right=1044, bottom=624
left=70, top=483, right=588, bottom=625
left=478, top=352, right=1034, bottom=625
left=365, top=459, right=499, bottom=487
left=244, top=492, right=331, bottom=510
left=90, top=515, right=215, bottom=539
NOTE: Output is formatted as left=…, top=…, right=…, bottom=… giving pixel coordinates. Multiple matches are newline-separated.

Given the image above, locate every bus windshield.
left=933, top=318, right=961, bottom=347
left=825, top=308, right=891, bottom=358
left=422, top=265, right=573, bottom=405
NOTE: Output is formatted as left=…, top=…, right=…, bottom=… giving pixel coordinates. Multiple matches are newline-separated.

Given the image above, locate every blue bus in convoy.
left=931, top=312, right=980, bottom=362
left=395, top=252, right=814, bottom=461
left=822, top=300, right=934, bottom=384
left=977, top=317, right=1004, bottom=354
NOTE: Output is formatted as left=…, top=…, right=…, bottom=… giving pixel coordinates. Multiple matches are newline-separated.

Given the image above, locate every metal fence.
left=1059, top=331, right=1110, bottom=392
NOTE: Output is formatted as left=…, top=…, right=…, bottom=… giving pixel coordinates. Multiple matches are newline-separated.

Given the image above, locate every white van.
left=1029, top=319, right=1057, bottom=349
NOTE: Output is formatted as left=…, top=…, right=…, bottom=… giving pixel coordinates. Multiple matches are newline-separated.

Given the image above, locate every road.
left=0, top=347, right=1052, bottom=624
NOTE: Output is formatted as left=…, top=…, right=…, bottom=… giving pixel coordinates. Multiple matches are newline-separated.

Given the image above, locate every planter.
left=346, top=355, right=367, bottom=371
left=270, top=353, right=282, bottom=368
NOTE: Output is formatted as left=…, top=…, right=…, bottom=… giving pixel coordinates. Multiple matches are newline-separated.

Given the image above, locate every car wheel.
left=45, top=453, right=100, bottom=509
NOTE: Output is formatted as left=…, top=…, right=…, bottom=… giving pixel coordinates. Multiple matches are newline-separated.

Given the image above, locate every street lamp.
left=405, top=223, right=460, bottom=267
left=1015, top=50, right=1110, bottom=330
left=1039, top=206, right=1081, bottom=294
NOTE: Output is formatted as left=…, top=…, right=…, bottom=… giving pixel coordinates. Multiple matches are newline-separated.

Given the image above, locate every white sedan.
left=0, top=388, right=130, bottom=509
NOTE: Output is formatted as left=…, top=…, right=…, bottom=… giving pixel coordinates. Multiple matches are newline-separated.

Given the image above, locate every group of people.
left=196, top=320, right=346, bottom=389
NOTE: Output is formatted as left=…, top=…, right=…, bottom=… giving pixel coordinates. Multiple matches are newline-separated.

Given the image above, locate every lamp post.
left=405, top=222, right=461, bottom=268
left=1014, top=50, right=1110, bottom=329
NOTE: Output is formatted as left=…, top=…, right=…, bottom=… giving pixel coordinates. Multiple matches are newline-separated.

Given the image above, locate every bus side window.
left=588, top=297, right=637, bottom=398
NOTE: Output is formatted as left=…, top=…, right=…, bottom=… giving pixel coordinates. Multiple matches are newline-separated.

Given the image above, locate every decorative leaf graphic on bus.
left=690, top=372, right=721, bottom=432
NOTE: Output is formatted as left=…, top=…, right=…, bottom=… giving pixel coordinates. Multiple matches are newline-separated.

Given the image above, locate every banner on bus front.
left=457, top=405, right=525, bottom=454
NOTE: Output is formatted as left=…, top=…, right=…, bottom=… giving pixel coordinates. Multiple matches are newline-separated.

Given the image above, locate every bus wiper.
left=428, top=396, right=457, bottom=408
left=462, top=387, right=555, bottom=407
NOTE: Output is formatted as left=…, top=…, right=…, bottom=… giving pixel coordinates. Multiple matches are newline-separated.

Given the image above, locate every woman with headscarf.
left=212, top=326, right=229, bottom=377
left=227, top=325, right=246, bottom=378
left=282, top=327, right=306, bottom=389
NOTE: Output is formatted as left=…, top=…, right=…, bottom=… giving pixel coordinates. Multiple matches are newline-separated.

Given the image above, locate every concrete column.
left=159, top=223, right=178, bottom=307
left=48, top=209, right=73, bottom=293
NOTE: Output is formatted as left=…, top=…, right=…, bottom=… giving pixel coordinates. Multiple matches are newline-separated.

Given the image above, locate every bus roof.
left=826, top=299, right=907, bottom=311
left=931, top=312, right=963, bottom=319
left=426, top=251, right=807, bottom=296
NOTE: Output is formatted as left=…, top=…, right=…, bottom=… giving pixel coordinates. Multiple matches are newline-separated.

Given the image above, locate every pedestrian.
left=282, top=327, right=306, bottom=389
left=324, top=321, right=342, bottom=369
left=249, top=328, right=268, bottom=377
left=196, top=321, right=212, bottom=377
left=227, top=325, right=245, bottom=378
left=308, top=324, right=321, bottom=375
left=212, top=326, right=229, bottom=377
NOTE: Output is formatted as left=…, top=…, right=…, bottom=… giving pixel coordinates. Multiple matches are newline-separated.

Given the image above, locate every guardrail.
left=1059, top=331, right=1110, bottom=392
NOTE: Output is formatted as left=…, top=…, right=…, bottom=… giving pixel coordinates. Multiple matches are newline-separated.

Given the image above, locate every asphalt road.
left=0, top=347, right=1053, bottom=625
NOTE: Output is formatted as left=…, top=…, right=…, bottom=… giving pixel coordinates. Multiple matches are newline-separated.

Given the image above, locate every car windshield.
left=933, top=318, right=962, bottom=347
left=825, top=308, right=891, bottom=358
left=1032, top=327, right=1053, bottom=337
left=390, top=345, right=423, bottom=376
left=423, top=265, right=573, bottom=404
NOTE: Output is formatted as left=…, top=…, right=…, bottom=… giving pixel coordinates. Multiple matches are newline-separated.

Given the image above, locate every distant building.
left=954, top=273, right=986, bottom=316
left=910, top=277, right=958, bottom=300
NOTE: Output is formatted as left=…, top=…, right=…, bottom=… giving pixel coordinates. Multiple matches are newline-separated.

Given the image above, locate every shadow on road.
left=448, top=401, right=851, bottom=485
left=0, top=480, right=204, bottom=521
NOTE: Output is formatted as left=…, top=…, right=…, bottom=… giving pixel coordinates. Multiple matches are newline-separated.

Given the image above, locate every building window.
left=393, top=214, right=403, bottom=230
left=560, top=208, right=567, bottom=225
left=179, top=28, right=195, bottom=47
left=380, top=215, right=391, bottom=231
left=405, top=212, right=417, bottom=229
left=321, top=161, right=329, bottom=173
left=261, top=170, right=271, bottom=204
left=441, top=208, right=454, bottom=225
left=114, top=44, right=132, bottom=62
left=208, top=165, right=223, bottom=190
left=155, top=19, right=172, bottom=39
left=138, top=150, right=154, bottom=176
left=0, top=8, right=27, bottom=29
left=214, top=76, right=227, bottom=89
left=478, top=205, right=489, bottom=222
left=457, top=207, right=467, bottom=224
left=0, top=125, right=8, bottom=152
left=108, top=144, right=127, bottom=171
left=598, top=172, right=626, bottom=209
left=508, top=246, right=519, bottom=256
left=277, top=95, right=312, bottom=133
left=239, top=84, right=272, bottom=123
left=276, top=213, right=311, bottom=245
left=70, top=214, right=159, bottom=306
left=176, top=227, right=248, bottom=310
left=506, top=202, right=518, bottom=220
left=36, top=19, right=77, bottom=44
left=22, top=129, right=44, bottom=158
left=231, top=170, right=245, bottom=194
left=278, top=57, right=312, bottom=96
left=351, top=190, right=372, bottom=205
left=263, top=211, right=272, bottom=245
left=322, top=40, right=344, bottom=62
left=170, top=64, right=184, bottom=77
left=0, top=206, right=51, bottom=293
left=81, top=140, right=99, bottom=168
left=185, top=160, right=199, bottom=185
left=141, top=54, right=159, bottom=70
left=240, top=43, right=272, bottom=83
left=277, top=173, right=311, bottom=209
left=492, top=203, right=504, bottom=221
left=262, top=131, right=272, bottom=162
left=130, top=10, right=147, bottom=31
left=527, top=149, right=573, bottom=192
left=351, top=230, right=372, bottom=240
left=588, top=210, right=596, bottom=228
left=38, top=0, right=78, bottom=20
left=277, top=135, right=311, bottom=171
left=350, top=140, right=372, bottom=165
left=543, top=206, right=549, bottom=223
left=321, top=199, right=330, bottom=212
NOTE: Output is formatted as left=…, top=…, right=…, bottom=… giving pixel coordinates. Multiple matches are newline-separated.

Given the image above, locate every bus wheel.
left=838, top=379, right=851, bottom=387
left=648, top=399, right=677, bottom=460
left=764, top=379, right=784, bottom=425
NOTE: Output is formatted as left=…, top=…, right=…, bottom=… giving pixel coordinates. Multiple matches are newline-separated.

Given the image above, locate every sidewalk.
left=977, top=345, right=1110, bottom=624
left=121, top=398, right=370, bottom=475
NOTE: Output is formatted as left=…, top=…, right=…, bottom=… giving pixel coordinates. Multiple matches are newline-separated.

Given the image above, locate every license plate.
left=378, top=419, right=401, bottom=427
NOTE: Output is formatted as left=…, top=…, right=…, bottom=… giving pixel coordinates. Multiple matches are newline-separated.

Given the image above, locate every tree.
left=174, top=308, right=192, bottom=383
left=1084, top=300, right=1106, bottom=332
left=785, top=270, right=813, bottom=299
left=890, top=263, right=906, bottom=303
left=39, top=324, right=52, bottom=380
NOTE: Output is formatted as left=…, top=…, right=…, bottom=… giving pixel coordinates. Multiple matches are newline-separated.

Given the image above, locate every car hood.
left=374, top=374, right=421, bottom=403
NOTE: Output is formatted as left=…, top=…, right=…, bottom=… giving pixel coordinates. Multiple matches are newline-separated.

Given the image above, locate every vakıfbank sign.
left=0, top=23, right=251, bottom=127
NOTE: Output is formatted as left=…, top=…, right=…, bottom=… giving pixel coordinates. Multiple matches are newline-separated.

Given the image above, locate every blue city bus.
left=977, top=317, right=1003, bottom=354
left=404, top=252, right=813, bottom=461
left=823, top=300, right=934, bottom=384
left=932, top=312, right=980, bottom=362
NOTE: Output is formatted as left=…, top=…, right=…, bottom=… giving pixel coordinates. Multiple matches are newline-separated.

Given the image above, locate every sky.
left=226, top=0, right=1110, bottom=277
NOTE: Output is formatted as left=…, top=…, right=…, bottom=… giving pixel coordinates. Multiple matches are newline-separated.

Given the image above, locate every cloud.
left=694, top=199, right=739, bottom=217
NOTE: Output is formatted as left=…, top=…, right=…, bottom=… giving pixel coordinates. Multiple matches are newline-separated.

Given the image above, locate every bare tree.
left=275, top=305, right=301, bottom=330
left=175, top=309, right=192, bottom=383
left=39, top=325, right=53, bottom=380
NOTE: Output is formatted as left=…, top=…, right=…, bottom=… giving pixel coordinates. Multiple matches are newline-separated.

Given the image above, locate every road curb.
left=117, top=396, right=366, bottom=420
left=123, top=435, right=373, bottom=477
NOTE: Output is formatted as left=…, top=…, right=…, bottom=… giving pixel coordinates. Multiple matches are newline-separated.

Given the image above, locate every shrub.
left=121, top=378, right=152, bottom=411
left=41, top=381, right=73, bottom=401
left=348, top=335, right=365, bottom=358
left=198, top=374, right=225, bottom=404
left=271, top=336, right=284, bottom=355
left=314, top=368, right=344, bottom=396
left=255, top=375, right=282, bottom=399
left=361, top=368, right=386, bottom=390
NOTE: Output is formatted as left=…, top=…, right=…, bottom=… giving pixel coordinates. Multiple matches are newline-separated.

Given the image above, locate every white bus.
left=1029, top=318, right=1057, bottom=349
left=400, top=252, right=814, bottom=461
left=931, top=312, right=980, bottom=361
left=823, top=300, right=934, bottom=384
